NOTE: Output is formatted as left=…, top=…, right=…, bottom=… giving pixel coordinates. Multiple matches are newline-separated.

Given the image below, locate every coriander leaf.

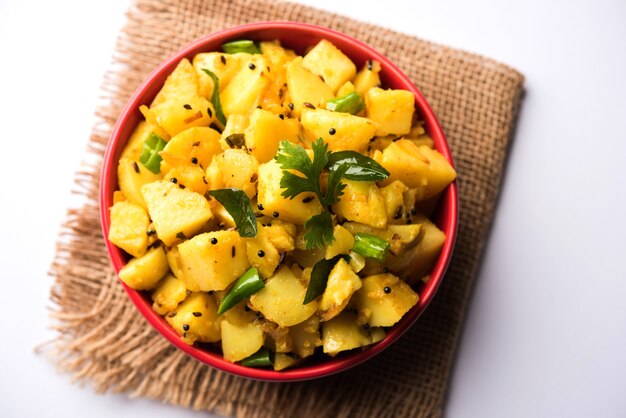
left=303, top=254, right=349, bottom=304
left=303, top=211, right=334, bottom=250
left=275, top=140, right=314, bottom=174
left=207, top=188, right=257, bottom=237
left=200, top=69, right=227, bottom=126
left=327, top=151, right=390, bottom=181
left=275, top=139, right=332, bottom=202
left=310, top=138, right=331, bottom=178
left=275, top=138, right=380, bottom=250
left=322, top=163, right=348, bottom=206
left=275, top=140, right=324, bottom=200
left=279, top=171, right=317, bottom=199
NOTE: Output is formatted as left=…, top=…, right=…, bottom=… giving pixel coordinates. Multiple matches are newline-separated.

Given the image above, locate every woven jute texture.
left=46, top=0, right=524, bottom=417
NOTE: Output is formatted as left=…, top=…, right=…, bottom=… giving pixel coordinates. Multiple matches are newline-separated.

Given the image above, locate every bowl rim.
left=99, top=20, right=458, bottom=382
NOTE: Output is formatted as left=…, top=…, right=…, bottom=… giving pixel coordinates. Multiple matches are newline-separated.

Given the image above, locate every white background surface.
left=1, top=0, right=624, bottom=416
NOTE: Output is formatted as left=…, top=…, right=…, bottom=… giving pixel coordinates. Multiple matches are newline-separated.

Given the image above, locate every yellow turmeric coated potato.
left=118, top=246, right=169, bottom=291
left=108, top=37, right=456, bottom=367
left=249, top=266, right=318, bottom=327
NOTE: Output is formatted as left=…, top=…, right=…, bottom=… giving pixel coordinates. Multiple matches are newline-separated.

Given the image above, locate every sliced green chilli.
left=217, top=268, right=264, bottom=315
left=222, top=39, right=261, bottom=54
left=139, top=133, right=167, bottom=174
left=326, top=92, right=365, bottom=115
left=241, top=347, right=273, bottom=367
left=352, top=233, right=390, bottom=262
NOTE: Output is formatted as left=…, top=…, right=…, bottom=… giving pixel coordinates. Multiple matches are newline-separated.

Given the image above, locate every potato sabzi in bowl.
left=101, top=22, right=458, bottom=381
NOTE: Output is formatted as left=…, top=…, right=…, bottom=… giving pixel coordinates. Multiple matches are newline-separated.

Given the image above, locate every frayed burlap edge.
left=43, top=1, right=524, bottom=417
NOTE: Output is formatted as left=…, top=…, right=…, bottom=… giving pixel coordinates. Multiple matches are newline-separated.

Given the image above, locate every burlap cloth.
left=46, top=0, right=524, bottom=417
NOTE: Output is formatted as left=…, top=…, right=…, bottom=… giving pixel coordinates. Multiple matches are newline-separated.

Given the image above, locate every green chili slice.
left=241, top=347, right=273, bottom=367
left=325, top=92, right=365, bottom=114
left=327, top=151, right=390, bottom=181
left=200, top=69, right=227, bottom=126
left=222, top=39, right=261, bottom=54
left=303, top=255, right=349, bottom=304
left=207, top=188, right=258, bottom=238
left=217, top=267, right=264, bottom=315
left=352, top=233, right=390, bottom=262
left=139, top=133, right=167, bottom=174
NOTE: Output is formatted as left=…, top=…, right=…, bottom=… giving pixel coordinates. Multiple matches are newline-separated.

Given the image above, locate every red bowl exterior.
left=100, top=21, right=458, bottom=382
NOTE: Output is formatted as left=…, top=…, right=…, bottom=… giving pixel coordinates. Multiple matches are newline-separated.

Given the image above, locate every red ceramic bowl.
left=100, top=21, right=458, bottom=382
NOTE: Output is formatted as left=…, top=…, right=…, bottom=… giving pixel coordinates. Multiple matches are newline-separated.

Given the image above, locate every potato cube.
left=118, top=246, right=169, bottom=290
left=374, top=140, right=457, bottom=200
left=221, top=55, right=270, bottom=117
left=319, top=259, right=362, bottom=321
left=322, top=311, right=377, bottom=356
left=289, top=315, right=322, bottom=358
left=244, top=108, right=301, bottom=163
left=260, top=320, right=293, bottom=353
left=121, top=121, right=153, bottom=161
left=385, top=215, right=446, bottom=279
left=354, top=273, right=418, bottom=327
left=205, top=149, right=259, bottom=199
left=108, top=200, right=150, bottom=258
left=332, top=180, right=387, bottom=228
left=160, top=126, right=222, bottom=173
left=246, top=224, right=281, bottom=278
left=325, top=225, right=355, bottom=259
left=221, top=320, right=264, bottom=362
left=150, top=95, right=215, bottom=137
left=285, top=58, right=334, bottom=118
left=301, top=108, right=376, bottom=152
left=264, top=221, right=296, bottom=253
left=380, top=180, right=409, bottom=224
left=353, top=60, right=382, bottom=96
left=256, top=160, right=323, bottom=225
left=336, top=81, right=355, bottom=98
left=273, top=353, right=300, bottom=371
left=193, top=52, right=253, bottom=98
left=365, top=87, right=414, bottom=136
left=163, top=165, right=209, bottom=195
left=117, top=158, right=161, bottom=210
left=249, top=266, right=317, bottom=327
left=301, top=40, right=357, bottom=93
left=141, top=180, right=213, bottom=246
left=151, top=58, right=200, bottom=107
left=166, top=292, right=220, bottom=344
left=165, top=245, right=186, bottom=278
left=178, top=231, right=250, bottom=291
left=260, top=41, right=297, bottom=67
left=151, top=273, right=187, bottom=315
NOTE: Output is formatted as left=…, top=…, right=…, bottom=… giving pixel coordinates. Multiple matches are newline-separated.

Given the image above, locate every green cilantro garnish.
left=275, top=139, right=346, bottom=206
left=274, top=138, right=389, bottom=249
left=303, top=211, right=334, bottom=250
